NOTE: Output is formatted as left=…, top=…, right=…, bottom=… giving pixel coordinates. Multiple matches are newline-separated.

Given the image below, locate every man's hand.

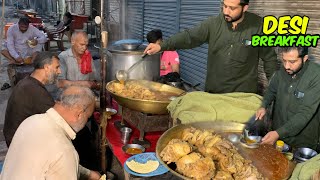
left=15, top=57, right=24, bottom=64
left=144, top=43, right=161, bottom=55
left=88, top=171, right=101, bottom=180
left=29, top=39, right=38, bottom=46
left=261, top=131, right=279, bottom=145
left=255, top=107, right=267, bottom=120
left=90, top=81, right=101, bottom=90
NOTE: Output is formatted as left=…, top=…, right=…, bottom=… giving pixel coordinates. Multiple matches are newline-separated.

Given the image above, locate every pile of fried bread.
left=160, top=127, right=265, bottom=180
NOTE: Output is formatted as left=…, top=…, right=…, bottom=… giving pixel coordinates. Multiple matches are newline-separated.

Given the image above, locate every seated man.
left=57, top=31, right=100, bottom=170
left=1, top=17, right=47, bottom=64
left=146, top=29, right=180, bottom=76
left=256, top=46, right=320, bottom=152
left=1, top=86, right=101, bottom=180
left=57, top=31, right=99, bottom=89
left=4, top=51, right=61, bottom=146
left=46, top=12, right=73, bottom=42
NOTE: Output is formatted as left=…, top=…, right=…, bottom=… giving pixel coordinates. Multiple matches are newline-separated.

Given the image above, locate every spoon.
left=116, top=53, right=148, bottom=84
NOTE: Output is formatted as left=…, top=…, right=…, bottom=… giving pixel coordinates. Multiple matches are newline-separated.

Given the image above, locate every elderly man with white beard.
left=1, top=86, right=101, bottom=180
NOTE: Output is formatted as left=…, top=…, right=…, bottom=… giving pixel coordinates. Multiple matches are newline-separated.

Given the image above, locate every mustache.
left=224, top=14, right=232, bottom=18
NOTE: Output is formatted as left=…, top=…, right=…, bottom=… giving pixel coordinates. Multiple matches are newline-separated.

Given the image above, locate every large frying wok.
left=106, top=80, right=185, bottom=114
left=156, top=121, right=295, bottom=180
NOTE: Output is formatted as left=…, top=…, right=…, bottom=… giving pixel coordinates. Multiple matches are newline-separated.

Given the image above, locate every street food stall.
left=96, top=40, right=299, bottom=178
left=100, top=81, right=295, bottom=179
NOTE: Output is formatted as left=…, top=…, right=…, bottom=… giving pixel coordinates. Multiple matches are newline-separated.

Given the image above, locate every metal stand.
left=132, top=113, right=151, bottom=148
left=122, top=107, right=171, bottom=149
left=114, top=105, right=126, bottom=130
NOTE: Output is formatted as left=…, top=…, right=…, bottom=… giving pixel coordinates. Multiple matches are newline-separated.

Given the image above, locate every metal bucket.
left=107, top=44, right=160, bottom=82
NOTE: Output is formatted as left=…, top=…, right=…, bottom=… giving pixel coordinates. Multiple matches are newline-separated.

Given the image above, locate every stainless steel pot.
left=107, top=44, right=160, bottom=82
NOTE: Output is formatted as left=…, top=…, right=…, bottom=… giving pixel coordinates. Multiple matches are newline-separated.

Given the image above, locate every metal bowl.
left=239, top=135, right=262, bottom=149
left=106, top=80, right=185, bottom=114
left=122, top=144, right=146, bottom=155
left=121, top=43, right=141, bottom=51
left=294, top=147, right=318, bottom=162
left=106, top=108, right=117, bottom=115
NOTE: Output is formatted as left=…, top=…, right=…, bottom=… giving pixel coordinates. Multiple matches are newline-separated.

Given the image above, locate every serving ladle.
left=116, top=53, right=148, bottom=84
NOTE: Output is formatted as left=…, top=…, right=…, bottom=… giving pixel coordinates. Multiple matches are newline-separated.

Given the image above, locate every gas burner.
left=116, top=106, right=172, bottom=148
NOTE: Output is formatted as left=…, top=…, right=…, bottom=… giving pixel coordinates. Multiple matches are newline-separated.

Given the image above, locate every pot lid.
left=109, top=39, right=147, bottom=54
left=113, top=39, right=142, bottom=45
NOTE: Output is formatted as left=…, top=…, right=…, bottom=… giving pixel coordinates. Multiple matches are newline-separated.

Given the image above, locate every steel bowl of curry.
left=122, top=144, right=145, bottom=155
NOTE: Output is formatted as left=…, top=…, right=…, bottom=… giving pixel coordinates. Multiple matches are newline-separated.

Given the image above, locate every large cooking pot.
left=107, top=43, right=160, bottom=82
left=106, top=80, right=185, bottom=114
left=156, top=122, right=295, bottom=180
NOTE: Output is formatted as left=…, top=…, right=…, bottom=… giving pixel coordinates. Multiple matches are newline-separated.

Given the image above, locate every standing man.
left=256, top=46, right=320, bottom=152
left=4, top=52, right=61, bottom=146
left=144, top=0, right=277, bottom=93
left=1, top=17, right=47, bottom=64
left=1, top=86, right=101, bottom=180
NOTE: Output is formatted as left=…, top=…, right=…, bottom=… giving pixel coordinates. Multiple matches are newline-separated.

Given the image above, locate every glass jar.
left=276, top=140, right=285, bottom=152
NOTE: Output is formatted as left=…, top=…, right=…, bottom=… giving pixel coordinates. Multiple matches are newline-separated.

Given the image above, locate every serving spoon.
left=116, top=53, right=148, bottom=84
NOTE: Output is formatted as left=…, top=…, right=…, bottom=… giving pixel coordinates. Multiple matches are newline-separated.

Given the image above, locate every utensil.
left=116, top=54, right=148, bottom=83
left=106, top=80, right=185, bottom=114
left=121, top=127, right=132, bottom=144
left=228, top=133, right=240, bottom=143
left=294, top=147, right=318, bottom=163
left=121, top=43, right=141, bottom=51
left=169, top=91, right=187, bottom=101
left=156, top=122, right=295, bottom=180
left=122, top=144, right=145, bottom=155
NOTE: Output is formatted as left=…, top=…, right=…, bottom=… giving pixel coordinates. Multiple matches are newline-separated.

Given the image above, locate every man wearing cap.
left=1, top=17, right=47, bottom=64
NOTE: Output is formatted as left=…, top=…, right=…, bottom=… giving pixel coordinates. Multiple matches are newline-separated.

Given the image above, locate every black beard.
left=224, top=12, right=244, bottom=23
left=291, top=62, right=304, bottom=76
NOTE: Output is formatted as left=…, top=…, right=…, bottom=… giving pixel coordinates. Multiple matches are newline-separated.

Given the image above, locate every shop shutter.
left=127, top=0, right=144, bottom=39
left=251, top=0, right=320, bottom=62
left=143, top=0, right=178, bottom=41
left=249, top=1, right=320, bottom=93
left=84, top=0, right=91, bottom=16
left=178, top=0, right=221, bottom=90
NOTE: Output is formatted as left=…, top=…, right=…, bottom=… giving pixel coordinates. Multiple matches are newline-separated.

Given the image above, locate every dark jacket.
left=4, top=76, right=54, bottom=146
left=161, top=12, right=277, bottom=93
left=262, top=61, right=320, bottom=151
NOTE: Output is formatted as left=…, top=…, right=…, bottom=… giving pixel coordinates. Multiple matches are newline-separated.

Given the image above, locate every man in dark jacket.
left=256, top=46, right=320, bottom=152
left=144, top=0, right=277, bottom=94
left=4, top=52, right=61, bottom=146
